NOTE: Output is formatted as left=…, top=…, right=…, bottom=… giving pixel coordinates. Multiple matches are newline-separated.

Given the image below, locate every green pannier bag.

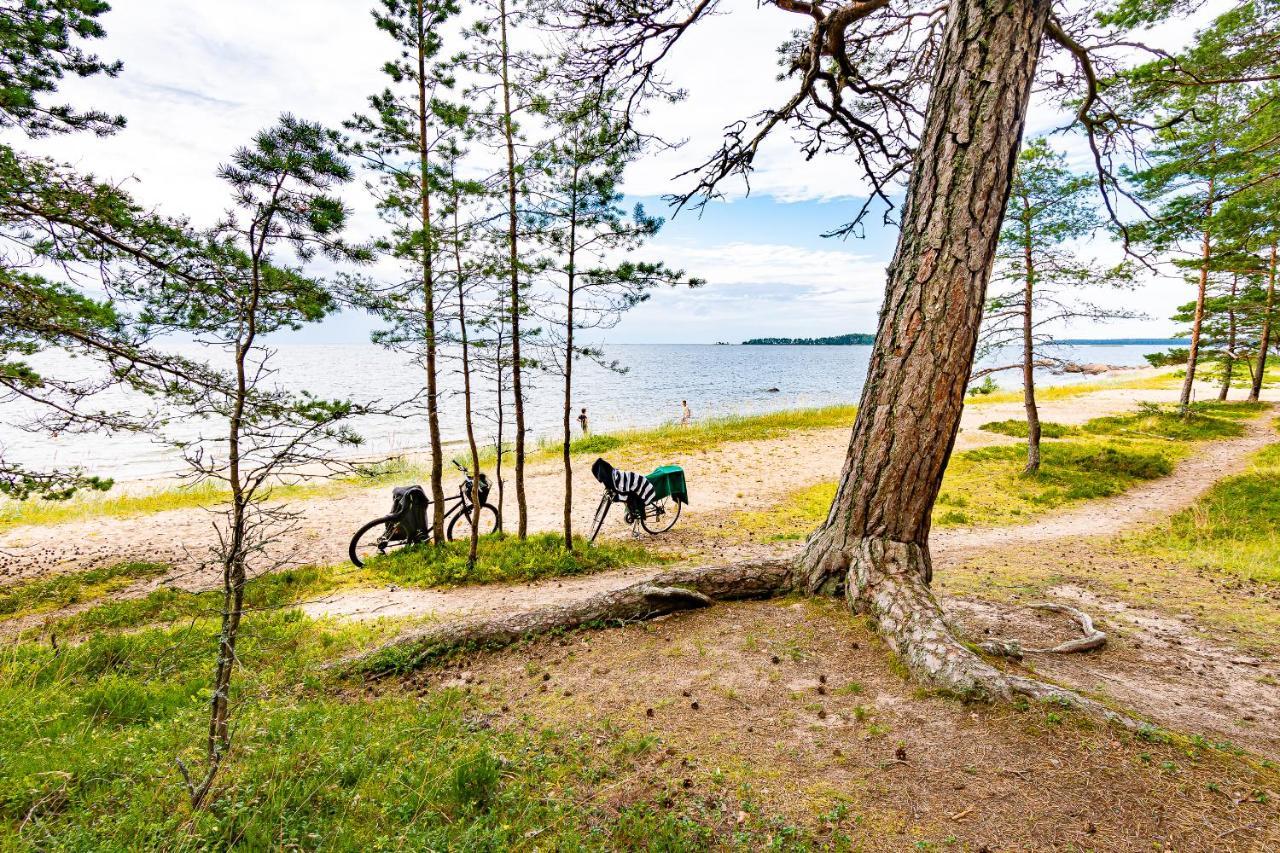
left=645, top=465, right=689, bottom=505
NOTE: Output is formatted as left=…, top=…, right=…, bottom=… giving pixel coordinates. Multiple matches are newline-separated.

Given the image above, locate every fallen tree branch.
left=978, top=602, right=1107, bottom=660
left=336, top=559, right=795, bottom=678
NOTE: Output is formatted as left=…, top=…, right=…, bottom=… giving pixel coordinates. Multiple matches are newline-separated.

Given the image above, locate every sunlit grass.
left=969, top=368, right=1182, bottom=405
left=1135, top=432, right=1280, bottom=584
left=723, top=401, right=1268, bottom=541
left=535, top=404, right=860, bottom=462
left=365, top=532, right=665, bottom=589
left=932, top=438, right=1181, bottom=527
left=3, top=408, right=859, bottom=531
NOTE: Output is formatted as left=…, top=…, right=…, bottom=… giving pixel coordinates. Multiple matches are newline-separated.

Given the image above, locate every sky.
left=29, top=0, right=1203, bottom=345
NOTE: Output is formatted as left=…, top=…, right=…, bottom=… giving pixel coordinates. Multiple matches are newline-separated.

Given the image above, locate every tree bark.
left=416, top=0, right=446, bottom=543
left=1250, top=240, right=1276, bottom=402
left=1180, top=181, right=1215, bottom=411
left=1021, top=200, right=1041, bottom=474
left=497, top=0, right=528, bottom=539
left=1218, top=273, right=1237, bottom=401
left=798, top=0, right=1052, bottom=698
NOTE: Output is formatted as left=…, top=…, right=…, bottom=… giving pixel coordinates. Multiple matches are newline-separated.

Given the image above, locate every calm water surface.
left=5, top=343, right=1160, bottom=483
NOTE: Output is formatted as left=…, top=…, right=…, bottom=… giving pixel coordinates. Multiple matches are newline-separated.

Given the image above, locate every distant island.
left=740, top=334, right=1183, bottom=346
left=742, top=333, right=876, bottom=346
left=1056, top=338, right=1185, bottom=346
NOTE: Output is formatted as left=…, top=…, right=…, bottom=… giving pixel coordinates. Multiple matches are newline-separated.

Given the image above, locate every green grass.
left=0, top=606, right=818, bottom=849
left=969, top=369, right=1182, bottom=405
left=979, top=420, right=1075, bottom=438
left=0, top=562, right=167, bottom=620
left=1078, top=401, right=1261, bottom=442
left=28, top=564, right=358, bottom=639
left=726, top=401, right=1271, bottom=541
left=364, top=533, right=666, bottom=588
left=1136, top=431, right=1280, bottom=584
left=932, top=438, right=1180, bottom=527
left=12, top=536, right=664, bottom=640
left=543, top=404, right=860, bottom=462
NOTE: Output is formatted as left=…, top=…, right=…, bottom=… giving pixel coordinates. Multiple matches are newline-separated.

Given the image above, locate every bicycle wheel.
left=446, top=503, right=499, bottom=541
left=349, top=515, right=410, bottom=568
left=640, top=497, right=681, bottom=534
left=588, top=494, right=612, bottom=543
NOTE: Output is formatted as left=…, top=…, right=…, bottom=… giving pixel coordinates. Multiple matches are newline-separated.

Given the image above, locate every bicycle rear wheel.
left=640, top=497, right=681, bottom=534
left=349, top=515, right=411, bottom=568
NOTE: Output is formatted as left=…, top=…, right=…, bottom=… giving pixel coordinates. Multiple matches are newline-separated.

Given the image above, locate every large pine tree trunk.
left=799, top=0, right=1051, bottom=698
left=1250, top=240, right=1277, bottom=402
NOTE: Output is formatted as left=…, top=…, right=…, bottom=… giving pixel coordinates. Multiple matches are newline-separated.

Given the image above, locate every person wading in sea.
left=680, top=400, right=692, bottom=427
left=578, top=408, right=589, bottom=436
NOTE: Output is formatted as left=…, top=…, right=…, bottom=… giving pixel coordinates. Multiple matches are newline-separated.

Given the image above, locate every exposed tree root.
left=800, top=533, right=1142, bottom=728
left=337, top=547, right=1141, bottom=729
left=977, top=602, right=1108, bottom=660
left=338, top=559, right=794, bottom=678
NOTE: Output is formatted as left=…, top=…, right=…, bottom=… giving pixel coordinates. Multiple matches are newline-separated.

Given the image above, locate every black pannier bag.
left=387, top=485, right=430, bottom=543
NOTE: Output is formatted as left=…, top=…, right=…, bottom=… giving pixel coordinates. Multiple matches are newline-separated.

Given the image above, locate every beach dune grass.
left=544, top=404, right=860, bottom=461
left=1, top=407, right=860, bottom=531
left=731, top=435, right=1181, bottom=540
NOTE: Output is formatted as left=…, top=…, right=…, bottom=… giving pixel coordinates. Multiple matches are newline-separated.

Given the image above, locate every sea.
left=3, top=343, right=1166, bottom=484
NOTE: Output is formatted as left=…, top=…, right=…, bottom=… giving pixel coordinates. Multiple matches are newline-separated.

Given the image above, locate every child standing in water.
left=577, top=407, right=589, bottom=435
left=680, top=400, right=692, bottom=426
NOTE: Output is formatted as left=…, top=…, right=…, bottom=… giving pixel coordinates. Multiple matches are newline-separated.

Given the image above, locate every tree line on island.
left=2, top=0, right=1278, bottom=805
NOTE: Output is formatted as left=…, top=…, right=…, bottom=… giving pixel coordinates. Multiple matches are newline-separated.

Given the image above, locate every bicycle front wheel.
left=640, top=497, right=681, bottom=535
left=589, top=495, right=612, bottom=543
left=350, top=515, right=406, bottom=568
left=446, top=503, right=499, bottom=541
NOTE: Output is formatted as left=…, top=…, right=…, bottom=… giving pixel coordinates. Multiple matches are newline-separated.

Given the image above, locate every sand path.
left=0, top=380, right=1192, bottom=589
left=296, top=389, right=1275, bottom=623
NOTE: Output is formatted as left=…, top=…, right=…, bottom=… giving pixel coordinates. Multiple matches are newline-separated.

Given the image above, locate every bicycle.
left=588, top=459, right=684, bottom=544
left=349, top=461, right=500, bottom=567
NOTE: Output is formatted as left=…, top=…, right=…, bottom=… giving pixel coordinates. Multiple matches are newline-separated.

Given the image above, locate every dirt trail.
left=301, top=399, right=1276, bottom=624
left=933, top=408, right=1279, bottom=556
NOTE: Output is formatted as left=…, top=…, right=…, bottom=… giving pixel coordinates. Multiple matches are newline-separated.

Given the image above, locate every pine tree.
left=528, top=94, right=700, bottom=548
left=463, top=0, right=546, bottom=538
left=162, top=116, right=371, bottom=807
left=0, top=0, right=218, bottom=500
left=976, top=137, right=1135, bottom=473
left=346, top=0, right=464, bottom=543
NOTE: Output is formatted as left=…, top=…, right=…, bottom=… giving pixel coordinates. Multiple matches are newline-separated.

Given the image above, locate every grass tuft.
left=365, top=533, right=665, bottom=588
left=1136, top=440, right=1280, bottom=584
left=979, top=420, right=1075, bottom=438
left=0, top=562, right=167, bottom=620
